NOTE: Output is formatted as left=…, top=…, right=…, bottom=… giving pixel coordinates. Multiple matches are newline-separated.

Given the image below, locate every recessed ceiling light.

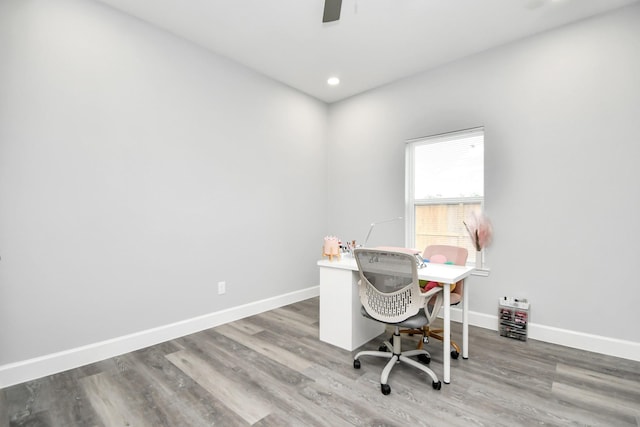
left=327, top=77, right=340, bottom=86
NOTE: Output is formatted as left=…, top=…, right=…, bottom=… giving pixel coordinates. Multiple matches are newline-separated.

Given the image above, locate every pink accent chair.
left=400, top=244, right=468, bottom=361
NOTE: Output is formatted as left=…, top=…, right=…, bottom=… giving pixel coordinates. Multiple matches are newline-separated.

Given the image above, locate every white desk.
left=317, top=256, right=475, bottom=384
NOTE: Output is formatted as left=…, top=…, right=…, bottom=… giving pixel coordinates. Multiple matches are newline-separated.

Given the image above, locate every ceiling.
left=95, top=0, right=638, bottom=103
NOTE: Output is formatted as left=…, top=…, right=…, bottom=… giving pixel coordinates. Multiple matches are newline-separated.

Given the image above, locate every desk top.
left=318, top=256, right=474, bottom=284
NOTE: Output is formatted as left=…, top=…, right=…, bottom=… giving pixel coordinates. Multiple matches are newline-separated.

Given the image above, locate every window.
left=405, top=127, right=485, bottom=266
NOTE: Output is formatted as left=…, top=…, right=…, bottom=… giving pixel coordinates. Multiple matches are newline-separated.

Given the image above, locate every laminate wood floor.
left=2, top=297, right=639, bottom=426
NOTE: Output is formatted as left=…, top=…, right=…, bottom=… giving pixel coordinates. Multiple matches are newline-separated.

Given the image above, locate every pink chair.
left=400, top=244, right=468, bottom=361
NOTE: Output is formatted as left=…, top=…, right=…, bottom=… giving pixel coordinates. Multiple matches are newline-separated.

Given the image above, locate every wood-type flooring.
left=2, top=297, right=639, bottom=426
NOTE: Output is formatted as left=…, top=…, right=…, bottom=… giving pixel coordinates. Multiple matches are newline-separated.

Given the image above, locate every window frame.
left=404, top=127, right=486, bottom=268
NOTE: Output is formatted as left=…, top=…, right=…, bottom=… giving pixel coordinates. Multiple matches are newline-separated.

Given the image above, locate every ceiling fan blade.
left=322, top=0, right=342, bottom=23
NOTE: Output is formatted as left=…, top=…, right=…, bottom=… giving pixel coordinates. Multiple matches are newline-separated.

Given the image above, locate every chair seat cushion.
left=360, top=305, right=432, bottom=329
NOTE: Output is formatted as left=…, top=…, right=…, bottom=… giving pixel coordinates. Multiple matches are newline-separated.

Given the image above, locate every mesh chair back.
left=354, top=249, right=423, bottom=324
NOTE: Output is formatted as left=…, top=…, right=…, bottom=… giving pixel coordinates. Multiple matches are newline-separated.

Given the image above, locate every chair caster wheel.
left=353, top=360, right=361, bottom=369
left=432, top=381, right=442, bottom=390
left=422, top=336, right=429, bottom=344
left=381, top=384, right=391, bottom=395
left=417, top=354, right=431, bottom=364
left=378, top=345, right=387, bottom=352
left=451, top=350, right=459, bottom=359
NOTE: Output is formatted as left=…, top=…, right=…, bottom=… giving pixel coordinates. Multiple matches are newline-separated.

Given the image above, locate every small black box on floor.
left=499, top=297, right=529, bottom=341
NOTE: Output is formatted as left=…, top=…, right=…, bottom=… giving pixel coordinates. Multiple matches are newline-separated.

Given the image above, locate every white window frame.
left=405, top=127, right=486, bottom=270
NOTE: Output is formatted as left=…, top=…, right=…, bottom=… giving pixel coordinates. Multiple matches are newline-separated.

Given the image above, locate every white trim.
left=0, top=286, right=319, bottom=388
left=445, top=307, right=640, bottom=362
left=405, top=126, right=485, bottom=145
left=471, top=267, right=490, bottom=277
left=527, top=323, right=640, bottom=362
left=404, top=127, right=485, bottom=252
left=3, top=287, right=637, bottom=389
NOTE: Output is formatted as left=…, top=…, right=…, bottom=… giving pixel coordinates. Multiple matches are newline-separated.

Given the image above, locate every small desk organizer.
left=498, top=297, right=529, bottom=341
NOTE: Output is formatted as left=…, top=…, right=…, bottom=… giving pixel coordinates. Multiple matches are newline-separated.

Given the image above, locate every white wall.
left=0, top=0, right=327, bottom=367
left=1, top=0, right=638, bottom=384
left=327, top=5, right=640, bottom=348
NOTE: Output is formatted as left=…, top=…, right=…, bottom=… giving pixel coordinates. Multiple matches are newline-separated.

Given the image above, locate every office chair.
left=352, top=248, right=443, bottom=395
left=401, top=245, right=468, bottom=360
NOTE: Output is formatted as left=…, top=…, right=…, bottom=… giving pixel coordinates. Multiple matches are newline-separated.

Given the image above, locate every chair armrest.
left=419, top=284, right=444, bottom=320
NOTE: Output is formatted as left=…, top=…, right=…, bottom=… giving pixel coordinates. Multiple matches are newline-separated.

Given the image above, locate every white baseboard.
left=0, top=286, right=320, bottom=389
left=3, top=289, right=638, bottom=389
left=446, top=307, right=640, bottom=362
left=527, top=323, right=640, bottom=362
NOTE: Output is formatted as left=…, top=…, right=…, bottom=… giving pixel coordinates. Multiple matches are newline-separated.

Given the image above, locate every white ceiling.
left=95, top=0, right=638, bottom=103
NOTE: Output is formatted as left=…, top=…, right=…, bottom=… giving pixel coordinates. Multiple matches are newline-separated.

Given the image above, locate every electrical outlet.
left=217, top=281, right=226, bottom=295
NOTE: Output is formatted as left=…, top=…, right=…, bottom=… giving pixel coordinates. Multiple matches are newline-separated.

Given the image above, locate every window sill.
left=472, top=267, right=490, bottom=277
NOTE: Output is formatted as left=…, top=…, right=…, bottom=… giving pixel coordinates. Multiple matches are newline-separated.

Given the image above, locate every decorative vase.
left=476, top=250, right=482, bottom=269
left=323, top=236, right=341, bottom=261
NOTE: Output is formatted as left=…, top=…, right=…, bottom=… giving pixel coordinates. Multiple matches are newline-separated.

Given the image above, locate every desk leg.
left=443, top=284, right=451, bottom=384
left=462, top=280, right=469, bottom=359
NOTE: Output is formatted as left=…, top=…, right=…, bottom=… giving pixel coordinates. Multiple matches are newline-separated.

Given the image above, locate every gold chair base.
left=399, top=326, right=461, bottom=355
